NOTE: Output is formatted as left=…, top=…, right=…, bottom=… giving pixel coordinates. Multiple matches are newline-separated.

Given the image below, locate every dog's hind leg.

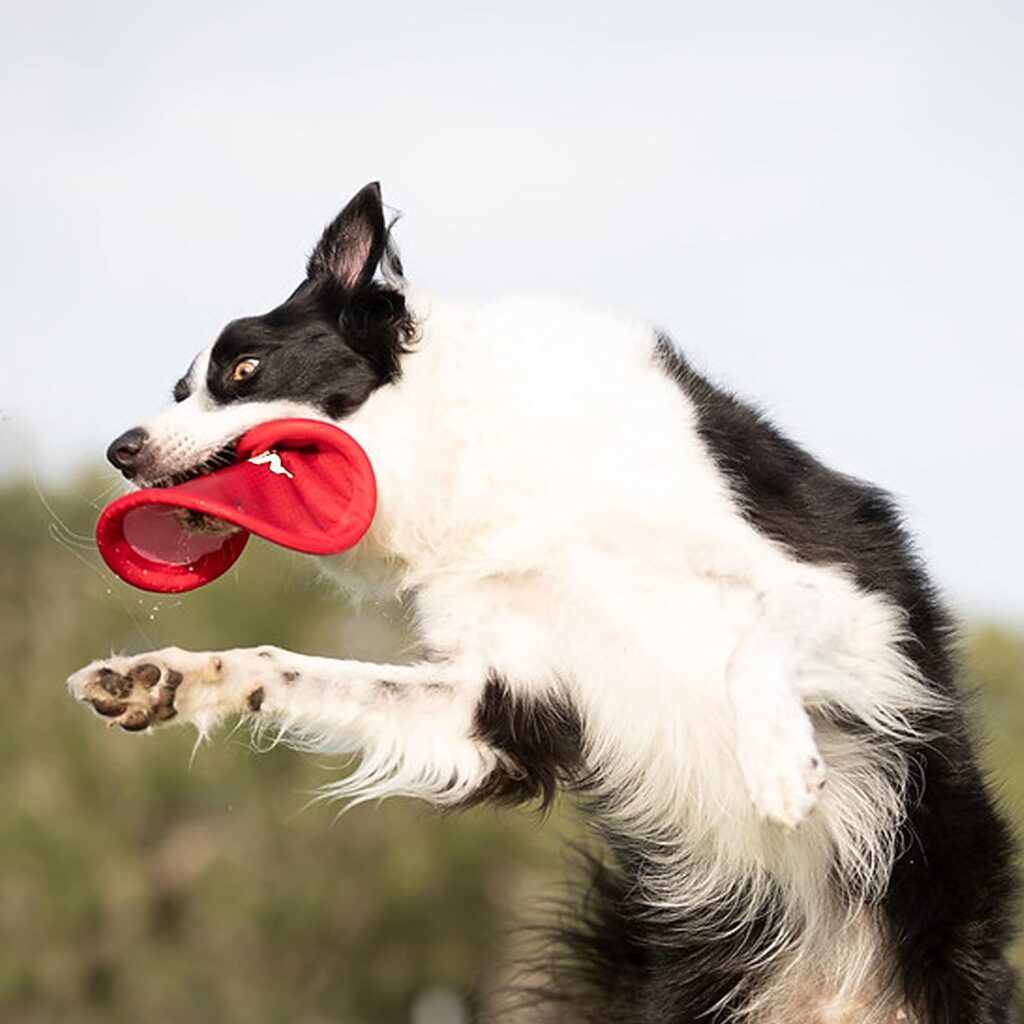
left=67, top=646, right=499, bottom=805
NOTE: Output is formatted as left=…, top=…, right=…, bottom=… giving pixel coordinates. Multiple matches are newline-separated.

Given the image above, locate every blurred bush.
left=0, top=474, right=1021, bottom=1022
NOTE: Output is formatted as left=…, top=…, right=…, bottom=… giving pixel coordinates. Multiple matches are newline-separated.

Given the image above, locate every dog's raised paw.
left=67, top=649, right=248, bottom=734
left=736, top=711, right=828, bottom=829
left=68, top=658, right=184, bottom=731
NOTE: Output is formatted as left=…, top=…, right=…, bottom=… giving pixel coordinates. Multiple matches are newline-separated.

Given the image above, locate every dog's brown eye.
left=232, top=357, right=260, bottom=382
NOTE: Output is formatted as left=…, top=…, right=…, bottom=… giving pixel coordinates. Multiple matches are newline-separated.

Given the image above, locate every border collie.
left=68, top=183, right=1019, bottom=1023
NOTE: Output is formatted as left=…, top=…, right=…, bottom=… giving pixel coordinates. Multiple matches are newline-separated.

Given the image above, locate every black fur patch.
left=653, top=333, right=1020, bottom=1022
left=520, top=848, right=788, bottom=1024
left=466, top=674, right=582, bottom=811
left=203, top=183, right=415, bottom=421
left=653, top=334, right=952, bottom=656
left=204, top=276, right=414, bottom=420
left=172, top=375, right=191, bottom=403
left=172, top=355, right=198, bottom=403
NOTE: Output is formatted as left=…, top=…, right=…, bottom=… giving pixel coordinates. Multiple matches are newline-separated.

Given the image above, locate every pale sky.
left=1, top=1, right=1021, bottom=620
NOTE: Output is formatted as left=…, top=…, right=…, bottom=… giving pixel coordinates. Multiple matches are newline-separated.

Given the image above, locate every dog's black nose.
left=107, top=427, right=149, bottom=477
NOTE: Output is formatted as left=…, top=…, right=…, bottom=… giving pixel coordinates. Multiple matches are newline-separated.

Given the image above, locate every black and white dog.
left=69, top=183, right=1019, bottom=1023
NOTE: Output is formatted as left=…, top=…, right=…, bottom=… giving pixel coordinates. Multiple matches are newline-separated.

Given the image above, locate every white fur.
left=71, top=293, right=942, bottom=1017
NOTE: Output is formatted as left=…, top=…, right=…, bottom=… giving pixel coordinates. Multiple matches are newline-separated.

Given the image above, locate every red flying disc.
left=96, top=418, right=377, bottom=593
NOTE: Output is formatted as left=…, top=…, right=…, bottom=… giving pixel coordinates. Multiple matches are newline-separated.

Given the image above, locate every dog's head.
left=107, top=182, right=414, bottom=487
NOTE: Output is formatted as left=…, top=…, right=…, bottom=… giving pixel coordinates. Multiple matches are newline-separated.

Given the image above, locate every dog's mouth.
left=169, top=506, right=239, bottom=538
left=147, top=440, right=239, bottom=490
left=146, top=441, right=242, bottom=536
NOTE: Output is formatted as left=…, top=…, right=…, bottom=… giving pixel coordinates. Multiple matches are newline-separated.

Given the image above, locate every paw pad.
left=73, top=660, right=180, bottom=732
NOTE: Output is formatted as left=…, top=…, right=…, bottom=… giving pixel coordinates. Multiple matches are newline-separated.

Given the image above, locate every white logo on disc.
left=248, top=450, right=294, bottom=479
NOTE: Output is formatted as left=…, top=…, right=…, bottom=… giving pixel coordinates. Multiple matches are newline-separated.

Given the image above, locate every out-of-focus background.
left=1, top=3, right=1022, bottom=1022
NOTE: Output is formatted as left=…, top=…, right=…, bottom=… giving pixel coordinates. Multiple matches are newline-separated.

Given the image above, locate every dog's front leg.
left=68, top=646, right=495, bottom=804
left=726, top=626, right=828, bottom=829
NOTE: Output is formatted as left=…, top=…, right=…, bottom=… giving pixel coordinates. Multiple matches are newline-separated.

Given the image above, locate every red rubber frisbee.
left=96, top=418, right=376, bottom=593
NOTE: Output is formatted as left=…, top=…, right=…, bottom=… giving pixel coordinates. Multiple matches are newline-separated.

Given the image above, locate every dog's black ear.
left=307, top=182, right=387, bottom=292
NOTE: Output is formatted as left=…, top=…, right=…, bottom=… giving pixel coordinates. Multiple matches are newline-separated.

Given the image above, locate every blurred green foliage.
left=0, top=473, right=1021, bottom=1022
